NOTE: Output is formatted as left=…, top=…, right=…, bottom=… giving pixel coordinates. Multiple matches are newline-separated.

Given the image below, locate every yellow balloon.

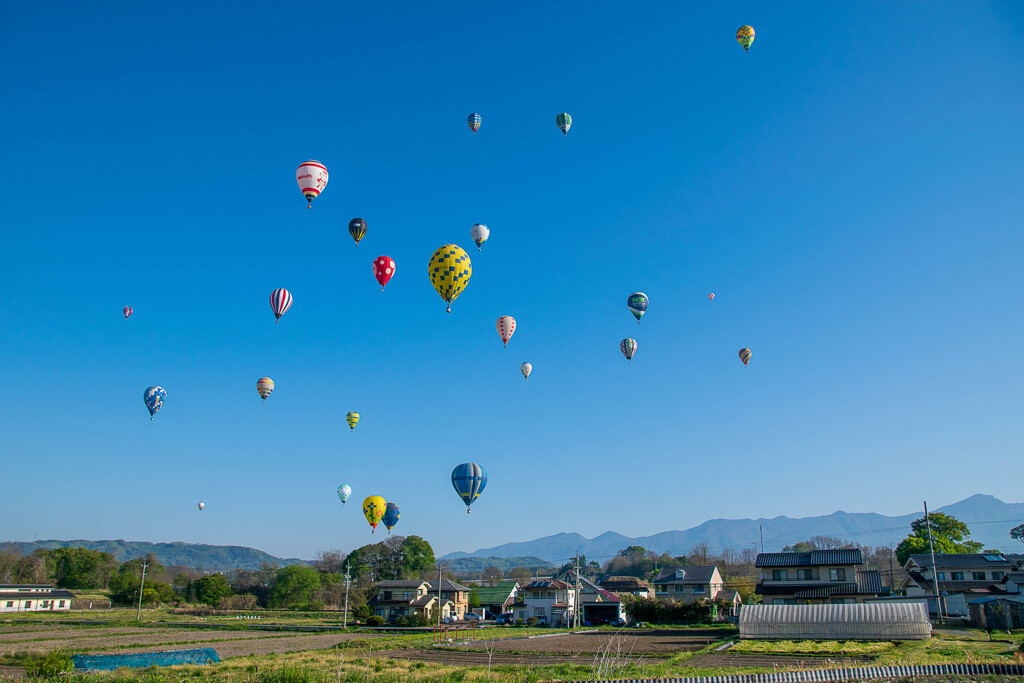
left=362, top=496, right=386, bottom=533
left=427, top=244, right=472, bottom=312
left=346, top=411, right=360, bottom=431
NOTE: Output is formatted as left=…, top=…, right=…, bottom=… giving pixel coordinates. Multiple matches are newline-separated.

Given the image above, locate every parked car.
left=494, top=613, right=515, bottom=625
left=464, top=612, right=483, bottom=621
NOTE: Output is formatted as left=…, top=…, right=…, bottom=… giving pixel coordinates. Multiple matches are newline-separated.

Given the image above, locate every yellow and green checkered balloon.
left=428, top=244, right=472, bottom=312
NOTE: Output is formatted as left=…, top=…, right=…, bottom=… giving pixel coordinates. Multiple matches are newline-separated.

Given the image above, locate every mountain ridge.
left=441, top=495, right=1024, bottom=563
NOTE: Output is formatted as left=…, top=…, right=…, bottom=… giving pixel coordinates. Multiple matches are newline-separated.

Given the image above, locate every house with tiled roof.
left=900, top=553, right=1024, bottom=612
left=370, top=580, right=448, bottom=622
left=1002, top=572, right=1024, bottom=594
left=510, top=579, right=575, bottom=626
left=425, top=578, right=473, bottom=620
left=560, top=571, right=626, bottom=625
left=755, top=550, right=885, bottom=605
left=0, top=585, right=76, bottom=613
left=599, top=576, right=652, bottom=599
left=654, top=566, right=725, bottom=602
left=474, top=581, right=519, bottom=618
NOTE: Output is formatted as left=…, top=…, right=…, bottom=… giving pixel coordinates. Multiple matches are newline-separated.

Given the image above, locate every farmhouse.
left=0, top=585, right=75, bottom=613
left=901, top=553, right=1024, bottom=611
left=755, top=550, right=885, bottom=604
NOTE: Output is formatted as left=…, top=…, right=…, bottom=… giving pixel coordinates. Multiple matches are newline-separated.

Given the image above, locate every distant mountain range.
left=442, top=556, right=555, bottom=574
left=441, top=495, right=1024, bottom=564
left=0, top=539, right=307, bottom=571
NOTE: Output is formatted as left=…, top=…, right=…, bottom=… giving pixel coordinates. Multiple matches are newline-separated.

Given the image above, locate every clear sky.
left=1, top=2, right=1022, bottom=562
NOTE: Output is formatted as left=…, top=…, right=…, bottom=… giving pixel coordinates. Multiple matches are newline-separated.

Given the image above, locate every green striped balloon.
left=556, top=112, right=572, bottom=136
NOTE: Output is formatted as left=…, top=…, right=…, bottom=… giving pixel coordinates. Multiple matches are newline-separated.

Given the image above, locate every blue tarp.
left=72, top=648, right=220, bottom=671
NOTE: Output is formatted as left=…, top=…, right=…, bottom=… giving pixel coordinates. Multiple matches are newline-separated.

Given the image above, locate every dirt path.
left=377, top=648, right=598, bottom=666
left=0, top=627, right=157, bottom=643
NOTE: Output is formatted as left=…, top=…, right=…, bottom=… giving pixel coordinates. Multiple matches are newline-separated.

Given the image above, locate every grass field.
left=0, top=610, right=1021, bottom=681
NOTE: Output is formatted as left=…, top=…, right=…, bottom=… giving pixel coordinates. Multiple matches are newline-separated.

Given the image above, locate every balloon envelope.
left=471, top=224, right=489, bottom=251
left=556, top=112, right=572, bottom=136
left=496, top=315, right=516, bottom=347
left=452, top=463, right=487, bottom=513
left=739, top=348, right=752, bottom=365
left=198, top=502, right=205, bottom=511
left=337, top=484, right=352, bottom=505
left=428, top=245, right=472, bottom=312
left=372, top=256, right=396, bottom=291
left=736, top=25, right=755, bottom=52
left=270, top=288, right=293, bottom=323
left=296, top=160, right=328, bottom=207
left=467, top=113, right=482, bottom=133
left=346, top=412, right=360, bottom=431
left=362, top=496, right=386, bottom=532
left=348, top=218, right=367, bottom=246
left=123, top=306, right=132, bottom=319
left=257, top=377, right=275, bottom=402
left=627, top=292, right=648, bottom=324
left=620, top=338, right=638, bottom=364
left=521, top=362, right=532, bottom=381
left=708, top=293, right=715, bottom=301
left=383, top=502, right=400, bottom=533
left=144, top=386, right=166, bottom=419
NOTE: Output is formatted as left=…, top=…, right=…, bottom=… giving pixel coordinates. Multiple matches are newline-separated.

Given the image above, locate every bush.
left=526, top=616, right=538, bottom=627
left=365, top=615, right=385, bottom=626
left=23, top=650, right=73, bottom=677
left=515, top=618, right=523, bottom=627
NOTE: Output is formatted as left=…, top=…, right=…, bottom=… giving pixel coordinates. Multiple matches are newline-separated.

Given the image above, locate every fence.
left=563, top=663, right=1024, bottom=683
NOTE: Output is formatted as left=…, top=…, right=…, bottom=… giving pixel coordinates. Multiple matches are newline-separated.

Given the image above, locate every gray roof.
left=654, top=566, right=717, bottom=583
left=425, top=579, right=471, bottom=592
left=0, top=590, right=76, bottom=600
left=599, top=577, right=651, bottom=591
left=1004, top=572, right=1024, bottom=584
left=716, top=590, right=740, bottom=602
left=0, top=584, right=57, bottom=590
left=756, top=550, right=862, bottom=568
left=907, top=553, right=1015, bottom=569
left=756, top=570, right=882, bottom=598
left=375, top=580, right=428, bottom=589
left=906, top=571, right=1006, bottom=594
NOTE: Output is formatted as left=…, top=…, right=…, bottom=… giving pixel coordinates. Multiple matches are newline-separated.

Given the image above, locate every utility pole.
left=573, top=554, right=581, bottom=629
left=888, top=547, right=895, bottom=594
left=343, top=562, right=351, bottom=630
left=437, top=561, right=443, bottom=627
left=759, top=526, right=764, bottom=553
left=135, top=560, right=149, bottom=621
left=924, top=501, right=945, bottom=624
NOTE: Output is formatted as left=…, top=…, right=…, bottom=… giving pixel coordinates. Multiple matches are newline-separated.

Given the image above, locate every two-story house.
left=599, top=576, right=652, bottom=599
left=474, top=581, right=519, bottom=618
left=0, top=585, right=75, bottom=613
left=510, top=579, right=575, bottom=626
left=653, top=566, right=725, bottom=602
left=425, top=578, right=472, bottom=620
left=901, top=553, right=1024, bottom=606
left=755, top=550, right=884, bottom=604
left=370, top=580, right=442, bottom=621
left=560, top=571, right=626, bottom=625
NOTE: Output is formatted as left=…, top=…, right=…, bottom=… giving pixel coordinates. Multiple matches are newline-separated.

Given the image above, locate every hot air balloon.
left=143, top=386, right=166, bottom=420
left=346, top=412, right=360, bottom=431
left=739, top=347, right=752, bottom=365
left=556, top=112, right=572, bottom=136
left=452, top=463, right=487, bottom=513
left=708, top=293, right=715, bottom=302
left=521, top=362, right=532, bottom=381
left=337, top=484, right=352, bottom=505
left=467, top=113, right=482, bottom=134
left=296, top=160, right=328, bottom=208
left=372, top=256, right=396, bottom=292
left=496, top=315, right=516, bottom=348
left=362, top=496, right=386, bottom=533
left=428, top=244, right=472, bottom=313
left=270, top=288, right=293, bottom=323
left=471, top=224, right=489, bottom=251
left=383, top=502, right=400, bottom=534
left=257, top=377, right=275, bottom=403
left=198, top=502, right=205, bottom=511
left=620, top=338, right=638, bottom=364
left=627, top=292, right=648, bottom=325
left=123, top=306, right=132, bottom=320
left=736, top=25, right=755, bottom=53
left=348, top=218, right=367, bottom=246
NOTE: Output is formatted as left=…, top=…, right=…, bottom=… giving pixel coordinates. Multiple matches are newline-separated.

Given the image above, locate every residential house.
left=425, top=578, right=472, bottom=620
left=599, top=576, right=652, bottom=599
left=901, top=553, right=1024, bottom=615
left=560, top=571, right=626, bottom=625
left=755, top=550, right=885, bottom=604
left=510, top=579, right=575, bottom=626
left=1002, top=572, right=1024, bottom=595
left=653, top=566, right=725, bottom=602
left=370, top=580, right=445, bottom=622
left=0, top=585, right=75, bottom=613
left=474, top=581, right=519, bottom=618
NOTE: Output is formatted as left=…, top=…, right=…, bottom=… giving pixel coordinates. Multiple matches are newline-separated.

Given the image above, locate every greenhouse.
left=740, top=603, right=931, bottom=640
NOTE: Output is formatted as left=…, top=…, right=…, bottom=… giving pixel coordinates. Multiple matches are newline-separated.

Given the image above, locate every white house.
left=511, top=579, right=576, bottom=626
left=0, top=585, right=75, bottom=613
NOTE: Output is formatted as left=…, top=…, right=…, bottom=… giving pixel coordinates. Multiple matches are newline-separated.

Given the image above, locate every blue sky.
left=1, top=2, right=1022, bottom=562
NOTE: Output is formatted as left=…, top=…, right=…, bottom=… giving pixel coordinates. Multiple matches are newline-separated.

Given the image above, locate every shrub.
left=365, top=615, right=385, bottom=626
left=23, top=650, right=73, bottom=677
left=526, top=616, right=538, bottom=627
left=515, top=618, right=524, bottom=627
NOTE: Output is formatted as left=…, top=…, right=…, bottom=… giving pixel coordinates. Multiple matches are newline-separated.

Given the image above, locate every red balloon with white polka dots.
left=372, top=256, right=396, bottom=292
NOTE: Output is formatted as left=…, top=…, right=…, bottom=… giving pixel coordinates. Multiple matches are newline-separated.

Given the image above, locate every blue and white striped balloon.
left=451, top=462, right=487, bottom=513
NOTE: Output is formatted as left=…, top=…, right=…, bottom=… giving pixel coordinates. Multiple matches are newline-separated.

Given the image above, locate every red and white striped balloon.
left=496, top=315, right=516, bottom=348
left=296, top=160, right=328, bottom=208
left=372, top=256, right=396, bottom=292
left=270, top=288, right=293, bottom=323
left=123, top=306, right=132, bottom=319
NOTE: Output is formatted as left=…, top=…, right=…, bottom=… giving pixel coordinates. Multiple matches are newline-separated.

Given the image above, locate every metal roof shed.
left=740, top=603, right=931, bottom=640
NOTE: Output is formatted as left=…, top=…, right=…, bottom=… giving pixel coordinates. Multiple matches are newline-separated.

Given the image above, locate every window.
left=40, top=601, right=49, bottom=608
left=382, top=591, right=393, bottom=600
left=829, top=569, right=846, bottom=581
left=656, top=584, right=667, bottom=593
left=4, top=601, right=11, bottom=608
left=24, top=601, right=32, bottom=609
left=402, top=591, right=413, bottom=599
left=772, top=570, right=788, bottom=581
left=937, top=572, right=945, bottom=581
left=692, top=585, right=705, bottom=594
left=797, top=569, right=813, bottom=580
left=773, top=598, right=797, bottom=605
left=534, top=607, right=545, bottom=617
left=992, top=572, right=1004, bottom=581
left=675, top=585, right=685, bottom=593
left=951, top=572, right=964, bottom=581
left=58, top=601, right=65, bottom=608
left=972, top=572, right=985, bottom=581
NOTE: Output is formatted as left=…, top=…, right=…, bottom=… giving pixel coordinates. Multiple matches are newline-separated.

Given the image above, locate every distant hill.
left=440, top=494, right=1024, bottom=563
left=442, top=555, right=555, bottom=574
left=0, top=540, right=308, bottom=571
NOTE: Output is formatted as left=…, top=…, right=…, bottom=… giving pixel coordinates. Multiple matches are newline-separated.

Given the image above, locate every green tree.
left=507, top=566, right=531, bottom=582
left=194, top=574, right=233, bottom=607
left=469, top=590, right=481, bottom=608
left=37, top=547, right=117, bottom=589
left=481, top=566, right=502, bottom=586
left=270, top=565, right=321, bottom=608
left=400, top=536, right=435, bottom=574
left=895, top=512, right=983, bottom=565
